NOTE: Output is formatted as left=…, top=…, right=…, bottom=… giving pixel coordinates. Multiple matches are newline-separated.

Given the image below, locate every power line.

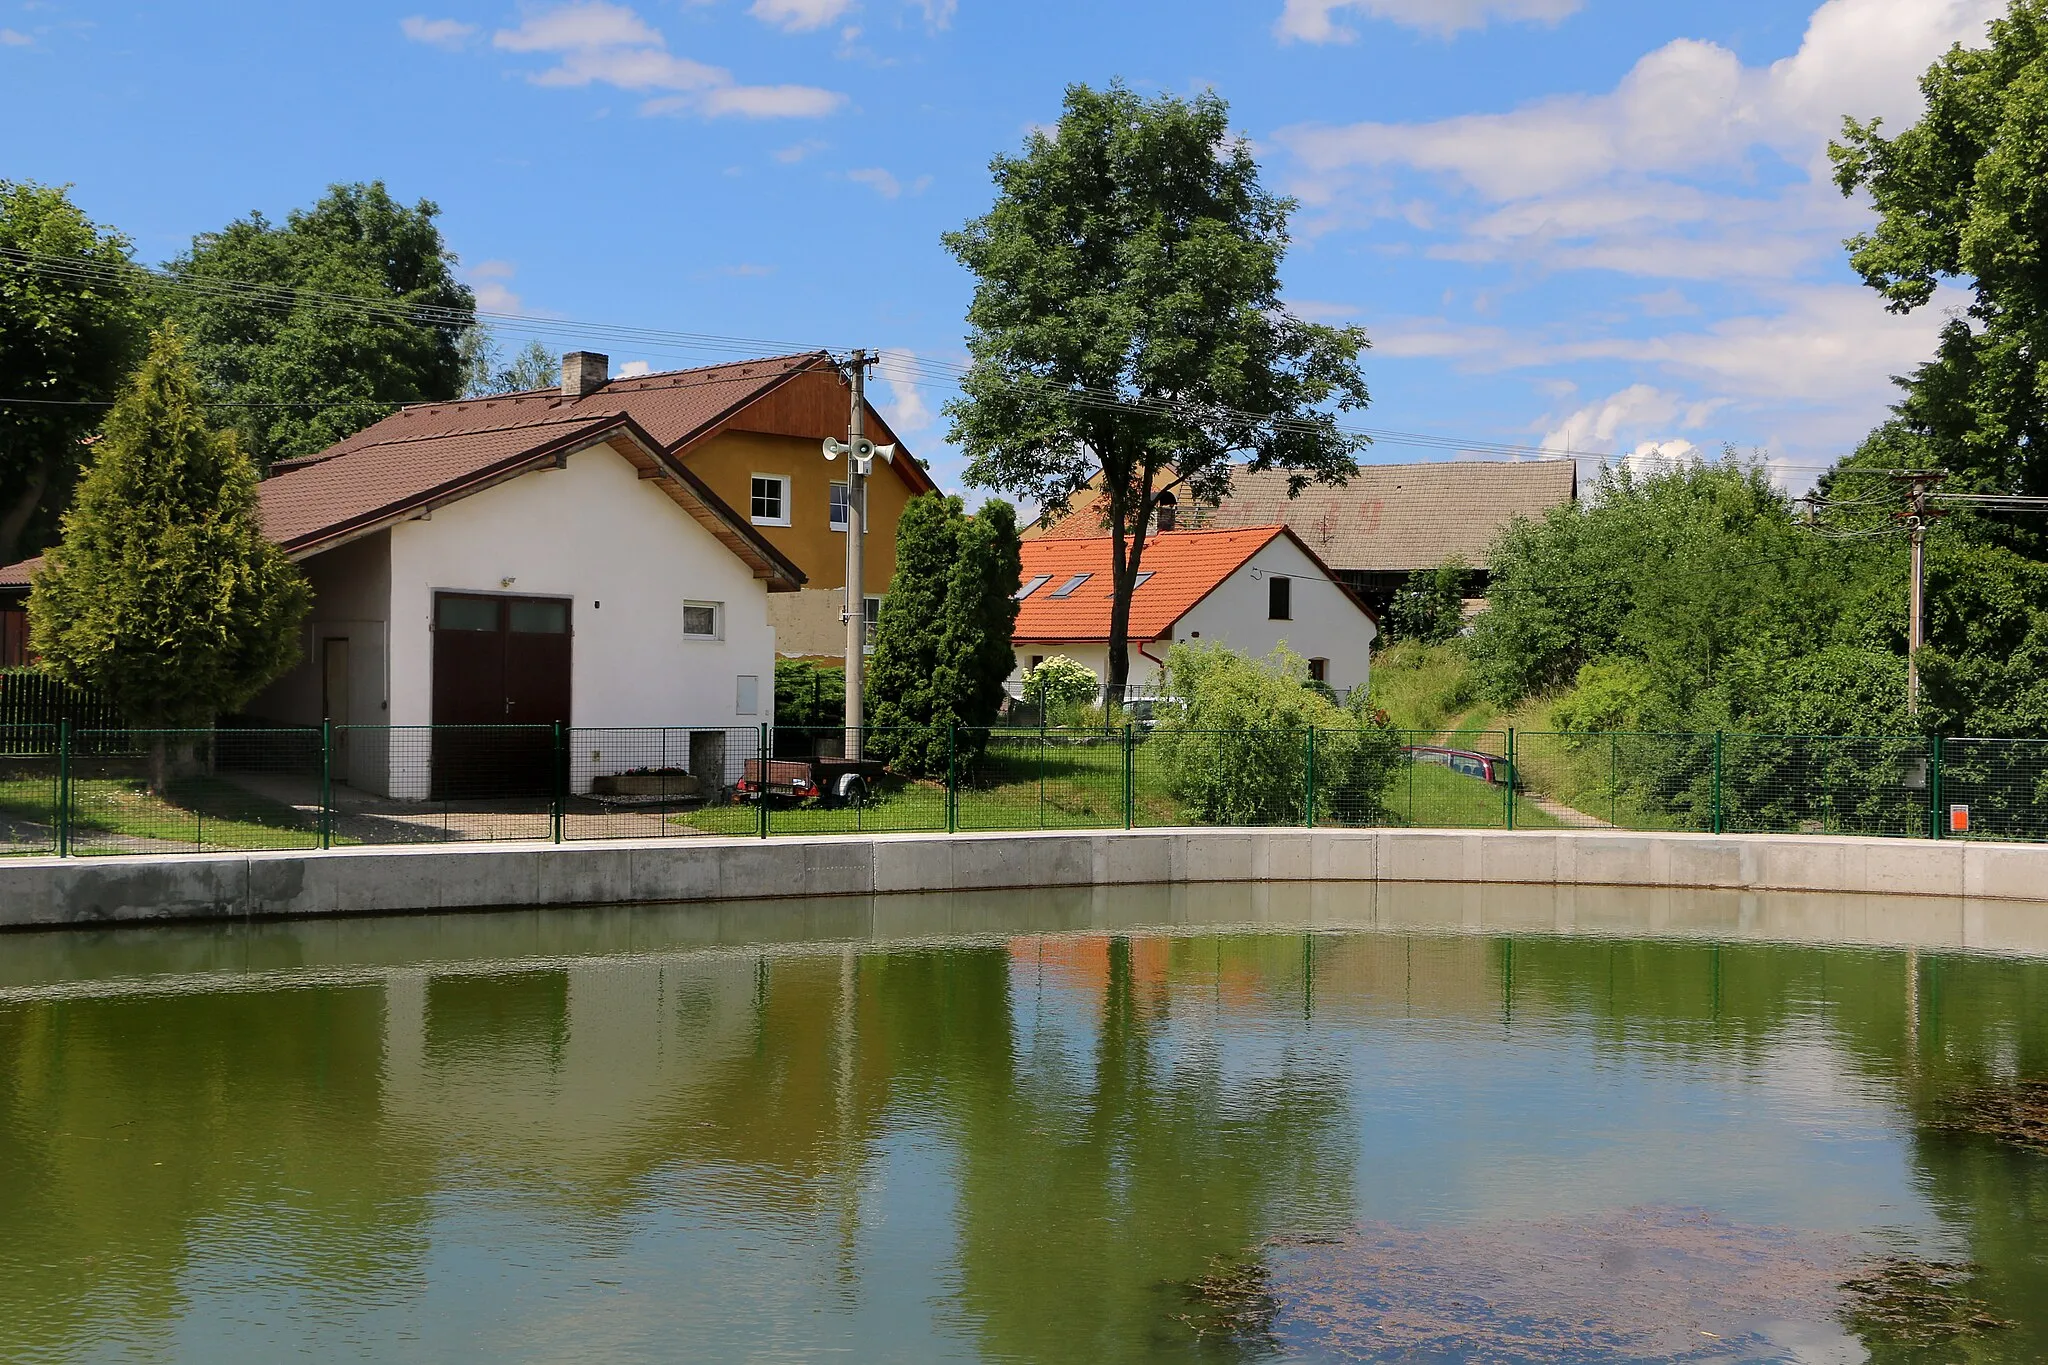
left=0, top=244, right=1944, bottom=475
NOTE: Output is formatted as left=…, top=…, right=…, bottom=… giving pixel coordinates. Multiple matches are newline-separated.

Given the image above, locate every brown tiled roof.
left=0, top=351, right=957, bottom=593
left=1014, top=525, right=1375, bottom=642
left=1033, top=459, right=1577, bottom=572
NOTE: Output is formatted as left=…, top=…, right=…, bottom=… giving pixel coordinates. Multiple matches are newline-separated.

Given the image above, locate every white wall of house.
left=379, top=438, right=778, bottom=796
left=1008, top=537, right=1376, bottom=698
left=1170, top=535, right=1376, bottom=694
left=257, top=437, right=779, bottom=799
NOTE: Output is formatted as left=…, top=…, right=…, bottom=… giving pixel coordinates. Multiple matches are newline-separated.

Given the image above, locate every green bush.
left=1022, top=655, right=1100, bottom=722
left=1152, top=642, right=1401, bottom=825
left=774, top=659, right=846, bottom=729
left=1389, top=558, right=1470, bottom=644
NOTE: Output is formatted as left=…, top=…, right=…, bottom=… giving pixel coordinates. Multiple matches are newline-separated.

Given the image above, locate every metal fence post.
left=758, top=723, right=770, bottom=839
left=1930, top=733, right=1944, bottom=841
left=552, top=721, right=565, bottom=844
left=320, top=720, right=333, bottom=850
left=947, top=724, right=957, bottom=834
left=1712, top=730, right=1725, bottom=835
left=1304, top=728, right=1317, bottom=829
left=1505, top=729, right=1517, bottom=830
left=1123, top=723, right=1134, bottom=830
left=56, top=719, right=70, bottom=858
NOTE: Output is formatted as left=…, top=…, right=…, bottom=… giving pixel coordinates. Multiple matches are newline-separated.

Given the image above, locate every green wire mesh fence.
left=3, top=722, right=2045, bottom=856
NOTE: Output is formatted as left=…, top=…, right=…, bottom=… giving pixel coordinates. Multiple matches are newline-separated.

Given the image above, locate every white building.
left=242, top=407, right=803, bottom=800
left=1011, top=525, right=1378, bottom=696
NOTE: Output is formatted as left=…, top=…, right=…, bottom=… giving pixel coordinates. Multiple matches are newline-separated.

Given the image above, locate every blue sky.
left=0, top=0, right=2004, bottom=493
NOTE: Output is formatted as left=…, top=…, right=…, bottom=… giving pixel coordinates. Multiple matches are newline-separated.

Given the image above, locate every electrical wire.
left=0, top=244, right=1875, bottom=473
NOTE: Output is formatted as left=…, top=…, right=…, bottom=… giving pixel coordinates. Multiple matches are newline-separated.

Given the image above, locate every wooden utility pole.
left=1900, top=471, right=1943, bottom=718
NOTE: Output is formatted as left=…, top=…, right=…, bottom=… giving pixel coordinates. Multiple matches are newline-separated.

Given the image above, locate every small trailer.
left=736, top=755, right=885, bottom=807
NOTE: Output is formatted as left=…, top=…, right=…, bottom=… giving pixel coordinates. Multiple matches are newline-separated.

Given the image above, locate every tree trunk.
left=1102, top=469, right=1158, bottom=711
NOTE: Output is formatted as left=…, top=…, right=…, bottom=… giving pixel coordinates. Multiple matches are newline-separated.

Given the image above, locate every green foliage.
left=1021, top=655, right=1100, bottom=718
left=27, top=326, right=311, bottom=735
left=155, top=182, right=475, bottom=468
left=1152, top=642, right=1401, bottom=825
left=1389, top=558, right=1470, bottom=644
left=462, top=329, right=559, bottom=397
left=945, top=82, right=1371, bottom=692
left=774, top=659, right=845, bottom=729
left=867, top=494, right=1023, bottom=774
left=1469, top=459, right=1873, bottom=729
left=0, top=181, right=147, bottom=565
left=1550, top=659, right=1654, bottom=736
left=1830, top=2, right=2048, bottom=527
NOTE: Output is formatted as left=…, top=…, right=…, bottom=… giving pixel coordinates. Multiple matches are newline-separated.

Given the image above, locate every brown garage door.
left=431, top=593, right=571, bottom=799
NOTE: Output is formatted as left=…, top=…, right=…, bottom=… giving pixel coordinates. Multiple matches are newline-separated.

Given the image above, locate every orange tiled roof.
left=1014, top=526, right=1302, bottom=641
left=1031, top=459, right=1577, bottom=571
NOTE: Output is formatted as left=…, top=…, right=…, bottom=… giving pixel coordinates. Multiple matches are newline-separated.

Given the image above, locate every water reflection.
left=0, top=883, right=2045, bottom=1362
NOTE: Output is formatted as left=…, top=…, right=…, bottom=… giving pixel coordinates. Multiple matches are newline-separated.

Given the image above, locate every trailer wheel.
left=831, top=772, right=869, bottom=808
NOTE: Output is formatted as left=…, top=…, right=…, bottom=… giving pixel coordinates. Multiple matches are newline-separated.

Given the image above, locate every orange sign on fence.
left=1950, top=805, right=1971, bottom=834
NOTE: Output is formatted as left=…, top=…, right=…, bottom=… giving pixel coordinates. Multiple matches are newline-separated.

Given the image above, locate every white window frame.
left=864, top=595, right=883, bottom=653
left=682, top=600, right=723, bottom=641
left=750, top=473, right=791, bottom=528
left=829, top=481, right=850, bottom=532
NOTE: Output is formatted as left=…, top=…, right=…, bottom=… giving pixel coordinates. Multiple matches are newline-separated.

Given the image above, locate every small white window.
left=1015, top=574, right=1052, bottom=601
left=1049, top=573, right=1092, bottom=599
left=829, top=481, right=850, bottom=531
left=736, top=674, right=760, bottom=715
left=864, top=595, right=883, bottom=651
left=750, top=474, right=790, bottom=527
left=683, top=601, right=722, bottom=639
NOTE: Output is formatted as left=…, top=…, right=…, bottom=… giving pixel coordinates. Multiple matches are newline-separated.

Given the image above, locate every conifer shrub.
left=29, top=326, right=310, bottom=786
left=866, top=494, right=1022, bottom=775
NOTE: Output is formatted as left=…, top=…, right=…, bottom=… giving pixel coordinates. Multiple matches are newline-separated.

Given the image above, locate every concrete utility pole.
left=844, top=351, right=869, bottom=756
left=821, top=351, right=892, bottom=760
left=1901, top=471, right=1943, bottom=718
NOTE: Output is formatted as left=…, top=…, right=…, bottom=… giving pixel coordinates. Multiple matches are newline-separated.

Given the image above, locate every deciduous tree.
left=0, top=181, right=145, bottom=564
left=945, top=82, right=1370, bottom=702
left=1831, top=1, right=2048, bottom=531
left=156, top=181, right=475, bottom=467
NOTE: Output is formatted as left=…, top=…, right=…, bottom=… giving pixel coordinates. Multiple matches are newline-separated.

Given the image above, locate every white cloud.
left=464, top=259, right=523, bottom=313
left=876, top=349, right=934, bottom=434
left=400, top=15, right=478, bottom=49
left=911, top=0, right=957, bottom=30
left=773, top=138, right=829, bottom=163
left=0, top=27, right=32, bottom=46
left=490, top=2, right=846, bottom=119
left=1540, top=384, right=1686, bottom=455
left=848, top=167, right=902, bottom=197
left=749, top=0, right=854, bottom=32
left=618, top=360, right=653, bottom=377
left=1277, top=0, right=1580, bottom=43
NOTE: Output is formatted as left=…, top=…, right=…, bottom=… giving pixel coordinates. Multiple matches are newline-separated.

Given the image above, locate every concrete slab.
left=804, top=840, right=876, bottom=897
left=50, top=855, right=245, bottom=924
left=538, top=846, right=636, bottom=907
left=714, top=841, right=808, bottom=903
left=1478, top=833, right=1560, bottom=886
left=1093, top=831, right=1174, bottom=886
left=1180, top=830, right=1255, bottom=883
left=1253, top=832, right=1314, bottom=882
left=872, top=836, right=955, bottom=895
left=1963, top=842, right=2048, bottom=902
left=1310, top=829, right=1376, bottom=882
left=1865, top=839, right=1965, bottom=900
left=1380, top=830, right=1482, bottom=883
left=625, top=842, right=722, bottom=904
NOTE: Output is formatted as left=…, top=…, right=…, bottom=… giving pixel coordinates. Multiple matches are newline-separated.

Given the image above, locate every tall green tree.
left=944, top=82, right=1371, bottom=701
left=29, top=326, right=310, bottom=779
left=0, top=181, right=146, bottom=565
left=1830, top=1, right=2048, bottom=525
left=155, top=182, right=475, bottom=468
left=867, top=494, right=1022, bottom=775
left=461, top=329, right=559, bottom=397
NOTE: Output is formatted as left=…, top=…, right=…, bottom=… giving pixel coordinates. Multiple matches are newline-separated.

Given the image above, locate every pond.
left=4, top=882, right=2047, bottom=1363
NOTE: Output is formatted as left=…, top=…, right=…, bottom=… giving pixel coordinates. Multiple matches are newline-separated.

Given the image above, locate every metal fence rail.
left=2, top=722, right=2042, bottom=857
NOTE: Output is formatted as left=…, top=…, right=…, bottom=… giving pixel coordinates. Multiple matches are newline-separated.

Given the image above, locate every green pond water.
left=4, top=881, right=2048, bottom=1363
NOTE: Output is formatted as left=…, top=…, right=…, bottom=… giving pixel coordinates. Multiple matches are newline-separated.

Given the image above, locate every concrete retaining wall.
left=3, top=828, right=2045, bottom=931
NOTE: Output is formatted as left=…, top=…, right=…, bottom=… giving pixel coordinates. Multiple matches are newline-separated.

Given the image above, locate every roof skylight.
left=1049, top=573, right=1093, bottom=598
left=1015, top=575, right=1052, bottom=600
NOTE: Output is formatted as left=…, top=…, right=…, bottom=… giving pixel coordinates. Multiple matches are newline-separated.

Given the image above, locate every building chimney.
left=562, top=351, right=609, bottom=399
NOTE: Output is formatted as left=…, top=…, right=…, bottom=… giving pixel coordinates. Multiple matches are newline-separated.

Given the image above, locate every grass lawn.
left=0, top=773, right=327, bottom=852
left=673, top=737, right=1553, bottom=837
